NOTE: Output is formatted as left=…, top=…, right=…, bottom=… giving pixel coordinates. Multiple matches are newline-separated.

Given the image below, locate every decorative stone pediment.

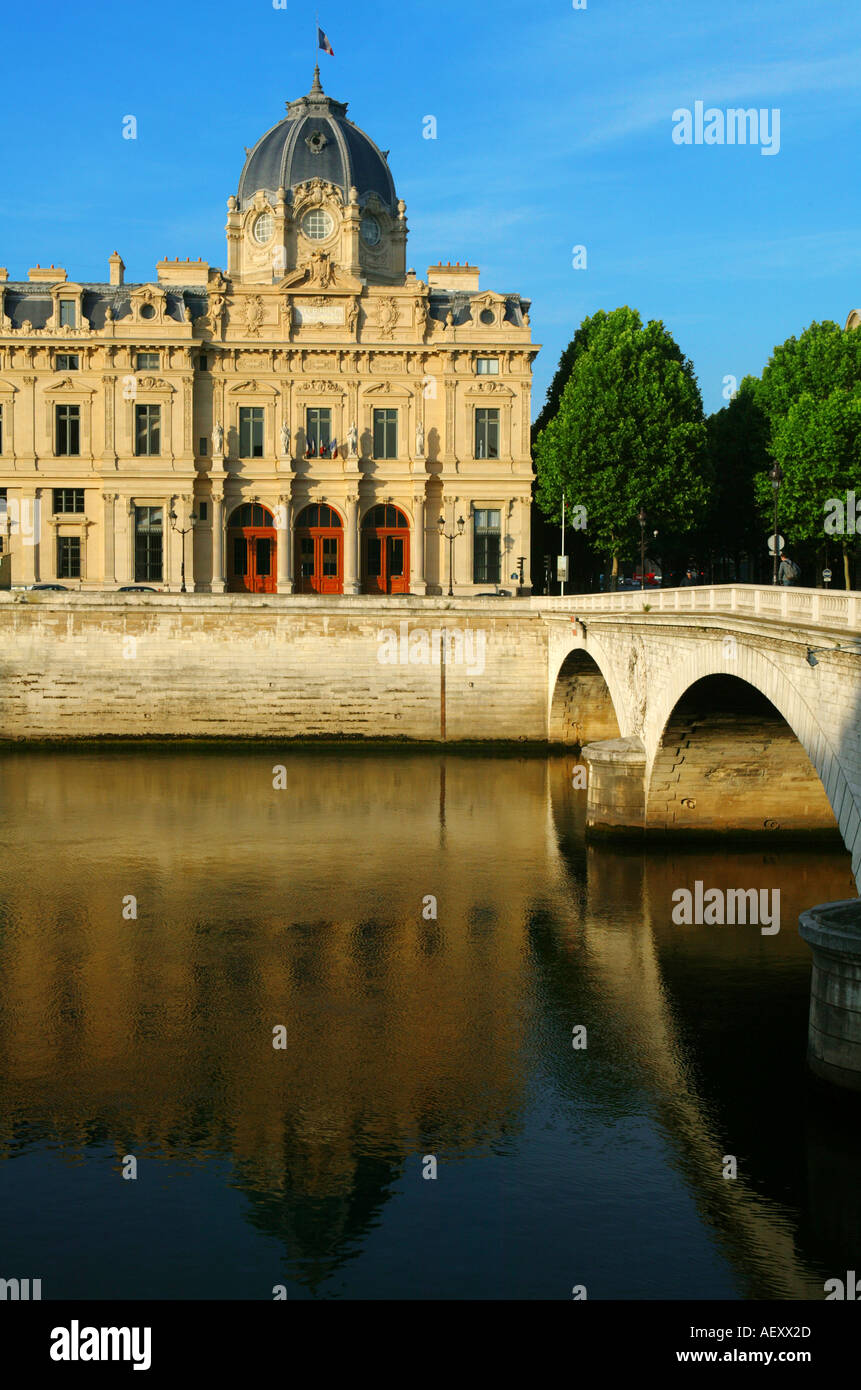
left=296, top=379, right=342, bottom=393
left=464, top=381, right=514, bottom=397
left=278, top=254, right=361, bottom=293
left=362, top=381, right=413, bottom=398
left=227, top=379, right=280, bottom=395
left=42, top=376, right=97, bottom=394
left=132, top=376, right=175, bottom=395
left=0, top=378, right=17, bottom=395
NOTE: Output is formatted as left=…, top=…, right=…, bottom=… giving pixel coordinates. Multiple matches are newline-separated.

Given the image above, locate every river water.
left=0, top=747, right=858, bottom=1300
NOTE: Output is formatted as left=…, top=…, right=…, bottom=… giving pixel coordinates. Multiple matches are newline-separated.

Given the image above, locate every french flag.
left=318, top=26, right=334, bottom=56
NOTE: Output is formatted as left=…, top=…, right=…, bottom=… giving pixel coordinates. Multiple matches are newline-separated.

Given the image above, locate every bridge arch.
left=643, top=642, right=856, bottom=859
left=548, top=643, right=624, bottom=746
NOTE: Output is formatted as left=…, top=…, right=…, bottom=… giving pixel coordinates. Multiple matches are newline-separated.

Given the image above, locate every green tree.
left=756, top=321, right=861, bottom=437
left=755, top=387, right=861, bottom=588
left=702, top=377, right=770, bottom=576
left=534, top=307, right=709, bottom=586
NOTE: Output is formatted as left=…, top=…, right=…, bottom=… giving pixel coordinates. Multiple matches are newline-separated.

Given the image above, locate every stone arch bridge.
left=541, top=585, right=861, bottom=890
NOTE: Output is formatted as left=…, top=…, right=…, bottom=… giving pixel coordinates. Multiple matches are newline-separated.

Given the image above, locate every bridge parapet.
left=534, top=584, right=861, bottom=631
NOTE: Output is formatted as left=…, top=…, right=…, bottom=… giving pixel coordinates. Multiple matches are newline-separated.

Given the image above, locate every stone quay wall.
left=0, top=593, right=549, bottom=741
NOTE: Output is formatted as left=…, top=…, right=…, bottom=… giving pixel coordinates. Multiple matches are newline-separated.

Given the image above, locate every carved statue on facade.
left=347, top=421, right=358, bottom=457
left=212, top=419, right=224, bottom=454
left=415, top=420, right=425, bottom=457
left=415, top=298, right=428, bottom=338
left=347, top=298, right=359, bottom=335
left=280, top=421, right=291, bottom=456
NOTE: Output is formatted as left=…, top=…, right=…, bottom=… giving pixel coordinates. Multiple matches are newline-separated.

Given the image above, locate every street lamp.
left=637, top=507, right=647, bottom=592
left=438, top=513, right=465, bottom=597
left=169, top=504, right=198, bottom=594
left=769, top=462, right=783, bottom=586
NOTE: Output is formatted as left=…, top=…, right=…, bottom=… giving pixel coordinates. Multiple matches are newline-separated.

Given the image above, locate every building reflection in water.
left=0, top=747, right=857, bottom=1297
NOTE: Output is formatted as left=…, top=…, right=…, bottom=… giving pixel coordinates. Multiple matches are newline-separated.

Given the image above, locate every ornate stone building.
left=0, top=69, right=537, bottom=595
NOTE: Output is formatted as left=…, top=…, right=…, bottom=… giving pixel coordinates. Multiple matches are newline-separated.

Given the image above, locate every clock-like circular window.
left=253, top=213, right=274, bottom=244
left=361, top=215, right=381, bottom=246
left=479, top=308, right=495, bottom=325
left=303, top=209, right=334, bottom=241
left=140, top=304, right=156, bottom=320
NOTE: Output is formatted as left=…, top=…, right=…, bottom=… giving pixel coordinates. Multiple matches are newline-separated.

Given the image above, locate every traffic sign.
left=767, top=533, right=784, bottom=555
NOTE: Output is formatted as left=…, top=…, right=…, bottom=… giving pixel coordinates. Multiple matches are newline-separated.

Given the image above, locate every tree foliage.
left=534, top=307, right=709, bottom=574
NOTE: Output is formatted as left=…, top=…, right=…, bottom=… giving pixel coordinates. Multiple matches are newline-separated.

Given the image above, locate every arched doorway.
left=294, top=504, right=344, bottom=594
left=362, top=504, right=410, bottom=594
left=227, top=503, right=276, bottom=594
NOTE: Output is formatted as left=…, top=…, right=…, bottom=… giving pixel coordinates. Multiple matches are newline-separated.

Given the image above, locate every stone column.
left=211, top=491, right=225, bottom=593
left=580, top=737, right=646, bottom=836
left=276, top=491, right=292, bottom=594
left=411, top=492, right=426, bottom=595
left=18, top=488, right=38, bottom=585
left=344, top=493, right=360, bottom=595
left=103, top=492, right=117, bottom=587
left=799, top=899, right=861, bottom=1091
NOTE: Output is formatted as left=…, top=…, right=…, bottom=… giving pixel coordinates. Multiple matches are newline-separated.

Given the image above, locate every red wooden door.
left=361, top=505, right=410, bottom=594
left=293, top=505, right=343, bottom=594
left=226, top=505, right=277, bottom=594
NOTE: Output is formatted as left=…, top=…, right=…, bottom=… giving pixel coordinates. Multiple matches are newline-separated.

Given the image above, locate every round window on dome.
left=253, top=213, right=274, bottom=245
left=361, top=215, right=381, bottom=247
left=303, top=210, right=334, bottom=241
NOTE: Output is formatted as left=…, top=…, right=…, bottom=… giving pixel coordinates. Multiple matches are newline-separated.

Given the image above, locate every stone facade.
left=0, top=70, right=537, bottom=597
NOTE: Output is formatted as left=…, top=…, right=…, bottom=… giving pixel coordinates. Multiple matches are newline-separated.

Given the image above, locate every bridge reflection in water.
left=0, top=748, right=857, bottom=1299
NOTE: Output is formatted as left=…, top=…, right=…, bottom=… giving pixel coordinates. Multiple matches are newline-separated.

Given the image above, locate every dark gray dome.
left=238, top=68, right=397, bottom=212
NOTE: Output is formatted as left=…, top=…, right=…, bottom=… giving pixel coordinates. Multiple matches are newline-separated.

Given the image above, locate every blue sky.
left=3, top=0, right=859, bottom=418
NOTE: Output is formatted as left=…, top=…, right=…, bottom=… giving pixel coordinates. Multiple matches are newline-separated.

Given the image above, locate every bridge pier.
left=799, top=900, right=861, bottom=1091
left=581, top=737, right=646, bottom=836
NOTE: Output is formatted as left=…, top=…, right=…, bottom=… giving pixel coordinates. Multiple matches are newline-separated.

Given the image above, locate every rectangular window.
left=199, top=436, right=208, bottom=456
left=134, top=506, right=163, bottom=583
left=300, top=536, right=314, bottom=578
left=56, top=354, right=79, bottom=371
left=57, top=535, right=81, bottom=579
left=239, top=406, right=264, bottom=458
left=198, top=501, right=208, bottom=522
left=475, top=358, right=499, bottom=375
left=322, top=535, right=338, bottom=576
left=198, top=355, right=208, bottom=372
left=59, top=300, right=77, bottom=328
left=53, top=488, right=85, bottom=514
left=136, top=352, right=160, bottom=371
left=56, top=404, right=80, bottom=456
left=373, top=408, right=398, bottom=459
left=305, top=407, right=331, bottom=455
left=135, top=404, right=161, bottom=457
left=475, top=408, right=500, bottom=459
left=366, top=536, right=382, bottom=577
left=473, top=508, right=502, bottom=584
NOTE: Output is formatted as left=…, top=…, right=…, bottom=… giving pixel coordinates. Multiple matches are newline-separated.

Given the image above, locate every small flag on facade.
left=318, top=27, right=334, bottom=56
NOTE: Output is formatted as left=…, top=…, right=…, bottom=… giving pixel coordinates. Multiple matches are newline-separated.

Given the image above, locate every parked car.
left=117, top=585, right=159, bottom=592
left=30, top=583, right=69, bottom=591
left=475, top=589, right=512, bottom=597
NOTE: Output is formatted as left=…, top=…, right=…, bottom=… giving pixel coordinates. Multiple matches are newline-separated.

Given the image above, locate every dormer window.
left=59, top=300, right=77, bottom=328
left=361, top=215, right=381, bottom=246
left=253, top=213, right=274, bottom=244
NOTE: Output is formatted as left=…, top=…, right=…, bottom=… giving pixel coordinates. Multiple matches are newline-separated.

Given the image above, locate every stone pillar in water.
left=799, top=899, right=861, bottom=1091
left=580, top=737, right=646, bottom=836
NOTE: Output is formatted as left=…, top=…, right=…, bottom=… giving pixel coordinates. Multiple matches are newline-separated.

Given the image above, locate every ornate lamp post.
left=438, top=513, right=465, bottom=597
left=637, top=507, right=647, bottom=591
left=769, top=463, right=783, bottom=585
left=169, top=504, right=198, bottom=594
